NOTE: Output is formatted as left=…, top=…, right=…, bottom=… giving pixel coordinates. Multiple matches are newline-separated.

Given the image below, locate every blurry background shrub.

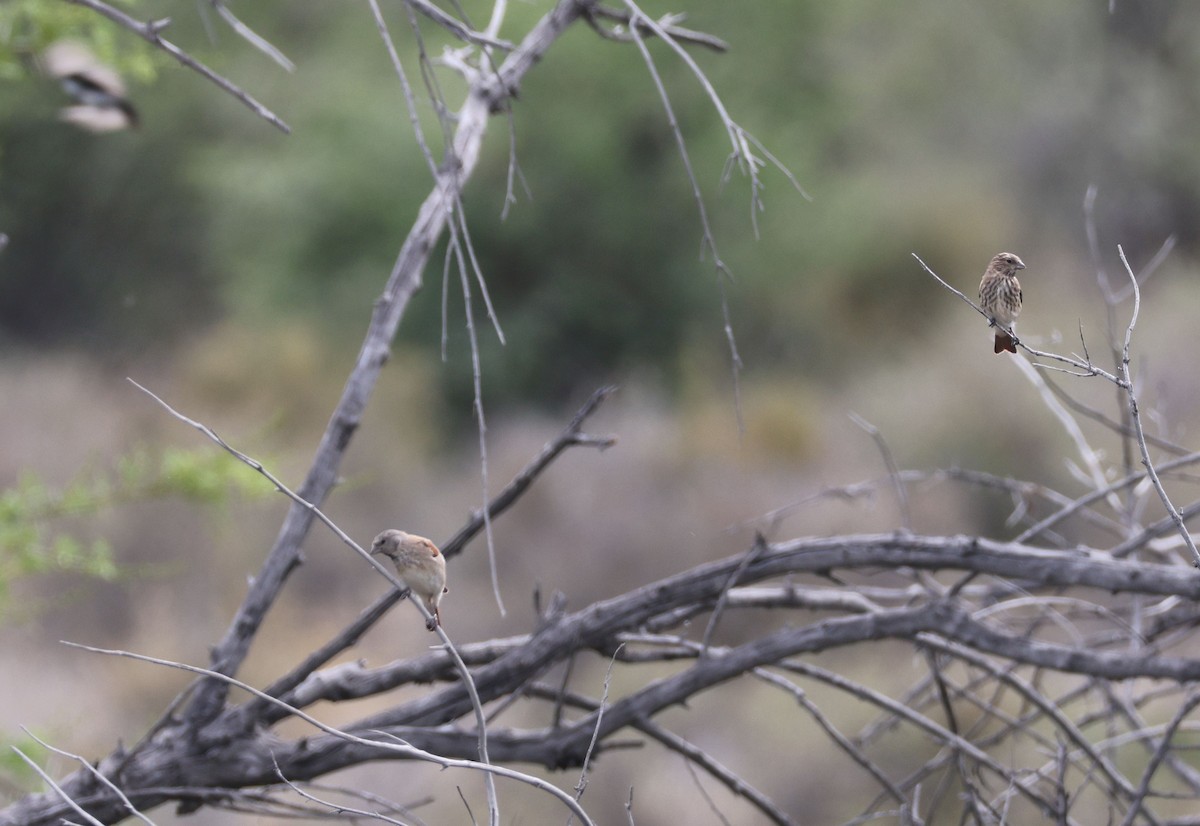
left=2, top=1, right=1199, bottom=413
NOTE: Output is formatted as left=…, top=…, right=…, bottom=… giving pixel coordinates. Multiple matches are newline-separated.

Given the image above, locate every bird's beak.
left=1016, top=261, right=1026, bottom=270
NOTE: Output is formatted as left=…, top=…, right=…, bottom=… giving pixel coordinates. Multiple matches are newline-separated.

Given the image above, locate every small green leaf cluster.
left=0, top=0, right=157, bottom=83
left=0, top=445, right=267, bottom=615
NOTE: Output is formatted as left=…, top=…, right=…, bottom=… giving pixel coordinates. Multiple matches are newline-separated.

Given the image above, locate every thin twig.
left=1037, top=370, right=1190, bottom=457
left=206, top=0, right=295, bottom=71
left=391, top=0, right=508, bottom=621
left=127, top=379, right=404, bottom=588
left=623, top=3, right=744, bottom=434
left=441, top=386, right=618, bottom=557
left=583, top=5, right=729, bottom=52
left=1115, top=245, right=1200, bottom=567
left=1009, top=356, right=1122, bottom=514
left=700, top=533, right=767, bottom=654
left=569, top=644, right=624, bottom=822
left=779, top=659, right=1068, bottom=819
left=848, top=412, right=912, bottom=531
left=911, top=252, right=1002, bottom=323
left=1112, top=234, right=1175, bottom=303
left=9, top=748, right=105, bottom=826
left=61, top=641, right=596, bottom=825
left=753, top=670, right=911, bottom=814
left=406, top=0, right=514, bottom=49
left=1015, top=451, right=1200, bottom=545
left=916, top=635, right=1139, bottom=803
left=681, top=756, right=735, bottom=826
left=1109, top=499, right=1200, bottom=559
left=63, top=0, right=290, bottom=132
left=19, top=730, right=157, bottom=825
left=270, top=756, right=406, bottom=825
left=617, top=0, right=803, bottom=435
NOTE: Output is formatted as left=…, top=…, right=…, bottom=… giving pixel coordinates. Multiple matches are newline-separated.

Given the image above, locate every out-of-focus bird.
left=371, top=530, right=448, bottom=631
left=978, top=252, right=1026, bottom=354
left=41, top=39, right=138, bottom=132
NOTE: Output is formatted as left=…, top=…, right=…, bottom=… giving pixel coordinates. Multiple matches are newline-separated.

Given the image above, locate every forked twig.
left=270, top=756, right=406, bottom=825
left=622, top=5, right=744, bottom=433
left=406, top=0, right=514, bottom=49
left=1117, top=691, right=1200, bottom=826
left=583, top=5, right=729, bottom=52
left=64, top=0, right=290, bottom=132
left=247, top=385, right=616, bottom=716
left=912, top=252, right=1127, bottom=386
left=442, top=386, right=618, bottom=557
left=1114, top=245, right=1200, bottom=567
left=18, top=730, right=156, bottom=826
left=9, top=748, right=106, bottom=826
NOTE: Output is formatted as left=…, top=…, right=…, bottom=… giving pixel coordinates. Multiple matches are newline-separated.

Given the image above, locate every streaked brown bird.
left=978, top=252, right=1026, bottom=354
left=371, top=529, right=448, bottom=631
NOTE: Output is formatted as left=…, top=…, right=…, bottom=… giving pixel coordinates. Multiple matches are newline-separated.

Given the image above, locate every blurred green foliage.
left=0, top=0, right=157, bottom=82
left=0, top=445, right=267, bottom=620
left=0, top=732, right=47, bottom=793
left=3, top=1, right=1200, bottom=409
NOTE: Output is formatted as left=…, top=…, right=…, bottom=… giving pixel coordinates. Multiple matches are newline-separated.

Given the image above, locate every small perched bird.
left=41, top=39, right=139, bottom=132
left=978, top=252, right=1026, bottom=354
left=371, top=530, right=447, bottom=631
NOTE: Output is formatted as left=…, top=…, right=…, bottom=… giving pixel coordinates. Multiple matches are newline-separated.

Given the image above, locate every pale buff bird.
left=978, top=252, right=1026, bottom=354
left=42, top=39, right=139, bottom=132
left=371, top=530, right=447, bottom=631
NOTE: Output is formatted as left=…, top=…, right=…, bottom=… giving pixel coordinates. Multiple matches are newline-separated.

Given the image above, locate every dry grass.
left=5, top=291, right=1200, bottom=823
